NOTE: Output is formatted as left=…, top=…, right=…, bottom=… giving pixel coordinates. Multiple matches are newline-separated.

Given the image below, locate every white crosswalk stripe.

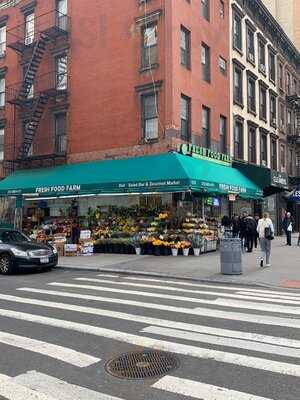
left=152, top=376, right=274, bottom=400
left=0, top=275, right=299, bottom=399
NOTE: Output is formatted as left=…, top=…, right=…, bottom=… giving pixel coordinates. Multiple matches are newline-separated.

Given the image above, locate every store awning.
left=0, top=153, right=263, bottom=199
left=234, top=162, right=289, bottom=196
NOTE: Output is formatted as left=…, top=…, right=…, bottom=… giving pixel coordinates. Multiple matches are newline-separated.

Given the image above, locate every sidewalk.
left=58, top=236, right=300, bottom=288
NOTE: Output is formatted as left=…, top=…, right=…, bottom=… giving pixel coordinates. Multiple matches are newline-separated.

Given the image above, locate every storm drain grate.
left=105, top=350, right=180, bottom=380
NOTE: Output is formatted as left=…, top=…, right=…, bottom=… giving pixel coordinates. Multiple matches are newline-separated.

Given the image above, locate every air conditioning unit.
left=248, top=53, right=254, bottom=62
left=260, top=64, right=266, bottom=73
left=272, top=118, right=277, bottom=125
left=261, top=160, right=267, bottom=167
left=25, top=36, right=33, bottom=46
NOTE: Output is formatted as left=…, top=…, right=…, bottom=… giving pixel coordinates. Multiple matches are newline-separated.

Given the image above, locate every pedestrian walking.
left=221, top=215, right=232, bottom=237
left=244, top=215, right=257, bottom=253
left=254, top=214, right=260, bottom=249
left=257, top=213, right=274, bottom=268
left=231, top=214, right=240, bottom=238
left=282, top=212, right=294, bottom=246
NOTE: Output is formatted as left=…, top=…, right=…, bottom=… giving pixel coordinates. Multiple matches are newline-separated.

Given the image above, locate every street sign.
left=289, top=188, right=300, bottom=202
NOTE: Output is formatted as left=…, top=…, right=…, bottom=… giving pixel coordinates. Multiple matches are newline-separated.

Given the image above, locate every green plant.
left=188, top=233, right=203, bottom=248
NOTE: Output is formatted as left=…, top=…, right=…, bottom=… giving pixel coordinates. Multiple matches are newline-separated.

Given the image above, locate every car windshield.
left=0, top=231, right=30, bottom=243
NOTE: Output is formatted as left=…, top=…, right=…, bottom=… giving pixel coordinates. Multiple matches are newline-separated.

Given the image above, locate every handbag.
left=264, top=227, right=274, bottom=240
left=287, top=223, right=293, bottom=232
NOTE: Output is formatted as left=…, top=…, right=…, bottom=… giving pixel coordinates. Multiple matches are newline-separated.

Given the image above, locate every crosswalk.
left=0, top=272, right=299, bottom=399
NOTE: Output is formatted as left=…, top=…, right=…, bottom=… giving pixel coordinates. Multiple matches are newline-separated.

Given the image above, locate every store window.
left=25, top=12, right=35, bottom=45
left=142, top=94, right=158, bottom=140
left=233, top=10, right=242, bottom=52
left=280, top=144, right=286, bottom=171
left=141, top=25, right=158, bottom=69
left=246, top=25, right=255, bottom=64
left=201, top=0, right=210, bottom=21
left=56, top=55, right=67, bottom=90
left=234, top=119, right=243, bottom=160
left=180, top=95, right=191, bottom=140
left=248, top=125, right=256, bottom=164
left=271, top=139, right=277, bottom=170
left=201, top=43, right=210, bottom=82
left=202, top=106, right=210, bottom=147
left=247, top=76, right=256, bottom=113
left=269, top=50, right=276, bottom=83
left=270, top=93, right=277, bottom=127
left=233, top=64, right=243, bottom=106
left=0, top=24, right=6, bottom=57
left=0, top=77, right=5, bottom=107
left=180, top=26, right=190, bottom=69
left=219, top=115, right=226, bottom=153
left=260, top=132, right=268, bottom=167
left=259, top=84, right=267, bottom=121
left=258, top=38, right=266, bottom=74
left=55, top=113, right=67, bottom=153
left=0, top=128, right=4, bottom=160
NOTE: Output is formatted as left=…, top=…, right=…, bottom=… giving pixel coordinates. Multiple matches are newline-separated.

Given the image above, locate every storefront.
left=0, top=151, right=262, bottom=256
left=234, top=162, right=289, bottom=234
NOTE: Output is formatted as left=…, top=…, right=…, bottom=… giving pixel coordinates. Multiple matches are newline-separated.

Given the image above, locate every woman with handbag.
left=257, top=213, right=274, bottom=268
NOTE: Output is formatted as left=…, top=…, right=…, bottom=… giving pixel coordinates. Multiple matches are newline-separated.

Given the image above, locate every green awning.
left=0, top=153, right=263, bottom=199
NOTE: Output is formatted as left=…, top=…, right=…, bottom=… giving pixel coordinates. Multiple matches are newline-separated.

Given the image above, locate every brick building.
left=0, top=0, right=230, bottom=176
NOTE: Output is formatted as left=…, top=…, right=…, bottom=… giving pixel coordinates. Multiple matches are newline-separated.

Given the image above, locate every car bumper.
left=13, top=255, right=58, bottom=269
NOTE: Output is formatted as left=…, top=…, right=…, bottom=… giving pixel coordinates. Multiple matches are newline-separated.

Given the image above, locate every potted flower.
left=189, top=233, right=203, bottom=256
left=181, top=240, right=191, bottom=256
left=129, top=234, right=142, bottom=255
left=170, top=241, right=180, bottom=256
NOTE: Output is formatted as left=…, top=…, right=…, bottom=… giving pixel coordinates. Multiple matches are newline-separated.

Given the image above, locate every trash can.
left=220, top=238, right=242, bottom=275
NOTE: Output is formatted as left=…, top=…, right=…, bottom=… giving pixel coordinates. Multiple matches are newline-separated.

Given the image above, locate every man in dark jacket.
left=282, top=212, right=293, bottom=246
left=245, top=215, right=257, bottom=253
left=239, top=212, right=248, bottom=250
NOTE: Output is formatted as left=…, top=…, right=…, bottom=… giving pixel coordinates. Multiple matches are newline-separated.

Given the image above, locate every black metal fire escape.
left=6, top=10, right=69, bottom=169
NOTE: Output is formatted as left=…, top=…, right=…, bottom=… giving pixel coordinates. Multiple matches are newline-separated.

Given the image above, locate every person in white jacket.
left=257, top=213, right=274, bottom=267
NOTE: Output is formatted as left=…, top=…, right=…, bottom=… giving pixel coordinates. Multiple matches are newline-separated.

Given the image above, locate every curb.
left=56, top=264, right=295, bottom=290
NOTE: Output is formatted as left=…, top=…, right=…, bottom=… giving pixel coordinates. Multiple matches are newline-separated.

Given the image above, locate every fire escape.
left=5, top=9, right=69, bottom=170
left=286, top=94, right=300, bottom=188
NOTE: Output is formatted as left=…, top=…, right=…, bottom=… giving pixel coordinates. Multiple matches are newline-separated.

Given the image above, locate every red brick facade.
left=0, top=0, right=230, bottom=174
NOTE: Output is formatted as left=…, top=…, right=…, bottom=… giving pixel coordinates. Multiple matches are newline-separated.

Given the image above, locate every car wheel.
left=0, top=254, right=14, bottom=275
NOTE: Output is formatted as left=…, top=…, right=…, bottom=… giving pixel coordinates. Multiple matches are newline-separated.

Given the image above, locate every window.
left=23, top=121, right=33, bottom=157
left=220, top=0, right=225, bottom=18
left=270, top=94, right=277, bottom=126
left=271, top=139, right=277, bottom=170
left=0, top=128, right=4, bottom=161
left=142, top=25, right=158, bottom=68
left=279, top=103, right=285, bottom=129
left=25, top=12, right=35, bottom=45
left=0, top=25, right=6, bottom=56
left=142, top=94, right=158, bottom=140
left=279, top=63, right=283, bottom=90
left=180, top=95, right=191, bottom=140
left=201, top=0, right=210, bottom=21
left=248, top=125, right=256, bottom=164
left=219, top=116, right=226, bottom=153
left=286, top=71, right=291, bottom=95
left=56, top=0, right=68, bottom=31
left=201, top=43, right=210, bottom=82
left=233, top=65, right=243, bottom=105
left=233, top=11, right=242, bottom=52
left=234, top=120, right=243, bottom=159
left=246, top=26, right=255, bottom=63
left=269, top=50, right=276, bottom=82
left=56, top=55, right=67, bottom=90
left=247, top=76, right=256, bottom=113
left=258, top=39, right=266, bottom=73
left=259, top=85, right=267, bottom=121
left=289, top=149, right=293, bottom=176
left=0, top=77, right=4, bottom=107
left=219, top=56, right=227, bottom=75
left=180, top=26, right=190, bottom=69
left=280, top=144, right=286, bottom=170
left=202, top=106, right=210, bottom=147
left=260, top=132, right=268, bottom=166
left=293, top=78, right=298, bottom=95
left=23, top=64, right=33, bottom=98
left=55, top=113, right=67, bottom=153
left=287, top=109, right=292, bottom=135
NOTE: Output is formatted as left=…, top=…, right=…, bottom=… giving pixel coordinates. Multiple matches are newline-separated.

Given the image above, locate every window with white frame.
left=0, top=128, right=4, bottom=160
left=0, top=77, right=5, bottom=107
left=0, top=25, right=6, bottom=56
left=25, top=13, right=35, bottom=45
left=142, top=94, right=158, bottom=140
left=56, top=55, right=68, bottom=90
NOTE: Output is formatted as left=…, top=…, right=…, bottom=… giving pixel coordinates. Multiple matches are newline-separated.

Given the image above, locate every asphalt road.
left=0, top=267, right=299, bottom=400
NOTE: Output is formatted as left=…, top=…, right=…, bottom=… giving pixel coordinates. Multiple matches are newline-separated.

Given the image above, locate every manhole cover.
left=105, top=350, right=179, bottom=380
